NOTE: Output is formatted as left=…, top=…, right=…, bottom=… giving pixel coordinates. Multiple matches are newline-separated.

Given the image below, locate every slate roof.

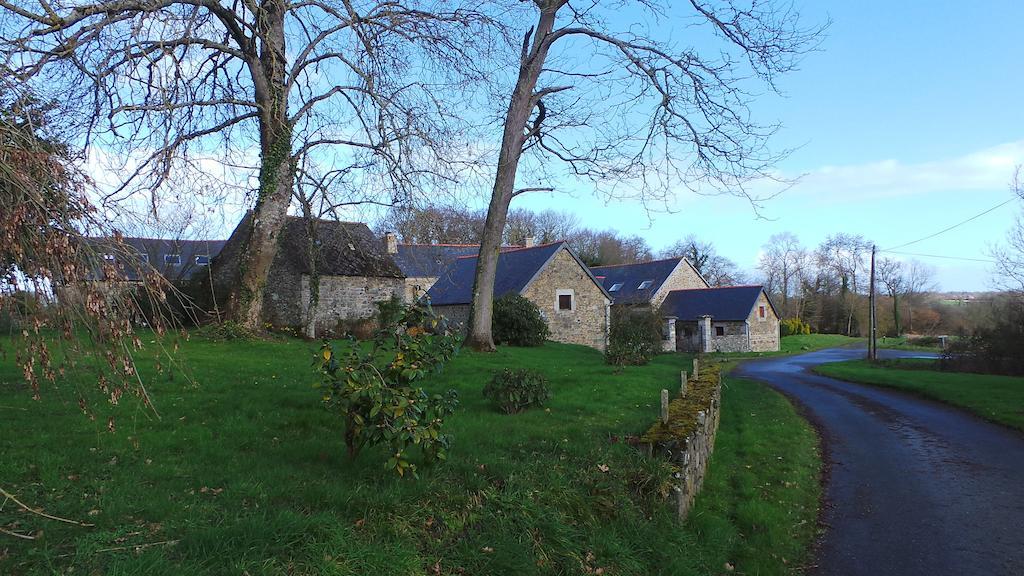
left=589, top=258, right=685, bottom=305
left=86, top=237, right=226, bottom=282
left=392, top=244, right=482, bottom=278
left=426, top=242, right=608, bottom=306
left=213, top=213, right=402, bottom=284
left=662, top=285, right=775, bottom=322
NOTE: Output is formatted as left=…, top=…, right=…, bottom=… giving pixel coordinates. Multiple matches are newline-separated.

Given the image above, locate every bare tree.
left=0, top=0, right=492, bottom=330
left=877, top=257, right=904, bottom=336
left=992, top=167, right=1024, bottom=294
left=758, top=232, right=806, bottom=317
left=816, top=233, right=871, bottom=335
left=465, top=0, right=825, bottom=350
left=661, top=234, right=744, bottom=287
left=903, top=259, right=935, bottom=333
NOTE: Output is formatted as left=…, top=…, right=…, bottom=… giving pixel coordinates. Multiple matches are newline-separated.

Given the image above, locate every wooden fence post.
left=680, top=371, right=688, bottom=396
left=692, top=358, right=699, bottom=380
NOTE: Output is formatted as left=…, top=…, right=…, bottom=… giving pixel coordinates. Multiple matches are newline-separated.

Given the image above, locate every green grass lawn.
left=875, top=336, right=946, bottom=352
left=1, top=335, right=820, bottom=575
left=815, top=359, right=1024, bottom=431
left=708, top=334, right=864, bottom=361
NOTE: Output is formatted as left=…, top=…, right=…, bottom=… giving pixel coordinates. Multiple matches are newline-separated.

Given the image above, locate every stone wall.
left=709, top=321, right=749, bottom=353
left=520, top=248, right=610, bottom=351
left=748, top=291, right=781, bottom=352
left=403, top=276, right=437, bottom=303
left=432, top=303, right=471, bottom=332
left=299, top=275, right=405, bottom=333
left=641, top=362, right=722, bottom=520
left=650, top=260, right=709, bottom=308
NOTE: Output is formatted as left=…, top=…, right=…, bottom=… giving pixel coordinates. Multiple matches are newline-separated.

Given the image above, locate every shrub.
left=781, top=317, right=811, bottom=336
left=316, top=298, right=460, bottom=478
left=941, top=298, right=1024, bottom=376
left=483, top=368, right=550, bottom=414
left=493, top=293, right=549, bottom=347
left=606, top=306, right=663, bottom=366
left=195, top=320, right=256, bottom=341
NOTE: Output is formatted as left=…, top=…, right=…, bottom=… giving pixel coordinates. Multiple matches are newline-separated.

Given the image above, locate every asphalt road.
left=735, top=347, right=1024, bottom=576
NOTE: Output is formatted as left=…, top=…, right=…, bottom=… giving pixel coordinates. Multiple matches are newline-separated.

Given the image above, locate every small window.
left=715, top=326, right=725, bottom=337
left=609, top=282, right=623, bottom=292
left=758, top=305, right=766, bottom=319
left=102, top=253, right=116, bottom=262
left=139, top=253, right=149, bottom=263
left=164, top=254, right=181, bottom=265
left=637, top=280, right=653, bottom=290
left=558, top=294, right=573, bottom=310
left=195, top=255, right=210, bottom=266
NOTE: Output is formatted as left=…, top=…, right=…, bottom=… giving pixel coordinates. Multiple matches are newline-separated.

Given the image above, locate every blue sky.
left=512, top=1, right=1024, bottom=292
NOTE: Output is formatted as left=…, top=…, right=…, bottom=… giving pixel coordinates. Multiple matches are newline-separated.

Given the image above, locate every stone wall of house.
left=709, top=321, right=749, bottom=353
left=403, top=276, right=437, bottom=303
left=521, top=248, right=610, bottom=351
left=299, top=275, right=404, bottom=333
left=748, top=291, right=781, bottom=352
left=431, top=304, right=472, bottom=332
left=651, top=260, right=710, bottom=308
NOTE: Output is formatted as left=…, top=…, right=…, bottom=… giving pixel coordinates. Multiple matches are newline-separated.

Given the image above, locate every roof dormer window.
left=164, top=254, right=181, bottom=265
left=609, top=282, right=623, bottom=292
left=195, top=255, right=210, bottom=266
left=638, top=280, right=653, bottom=290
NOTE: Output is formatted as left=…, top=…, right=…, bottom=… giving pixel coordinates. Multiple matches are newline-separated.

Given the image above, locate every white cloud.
left=786, top=140, right=1024, bottom=202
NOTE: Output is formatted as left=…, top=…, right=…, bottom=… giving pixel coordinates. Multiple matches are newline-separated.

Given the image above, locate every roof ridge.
left=453, top=241, right=563, bottom=259
left=590, top=256, right=683, bottom=268
left=670, top=284, right=764, bottom=292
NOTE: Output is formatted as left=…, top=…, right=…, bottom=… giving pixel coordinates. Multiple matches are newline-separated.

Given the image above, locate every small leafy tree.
left=316, top=298, right=459, bottom=478
left=606, top=307, right=663, bottom=366
left=483, top=368, right=551, bottom=414
left=780, top=318, right=811, bottom=337
left=493, top=293, right=550, bottom=347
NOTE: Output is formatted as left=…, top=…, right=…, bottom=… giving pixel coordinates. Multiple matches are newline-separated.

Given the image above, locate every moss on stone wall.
left=641, top=362, right=720, bottom=444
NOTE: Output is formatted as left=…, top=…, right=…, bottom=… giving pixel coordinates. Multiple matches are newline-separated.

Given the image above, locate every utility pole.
left=868, top=244, right=877, bottom=361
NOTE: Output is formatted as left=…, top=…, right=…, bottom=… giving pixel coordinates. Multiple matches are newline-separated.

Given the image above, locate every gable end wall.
left=651, top=261, right=710, bottom=308
left=521, top=248, right=609, bottom=351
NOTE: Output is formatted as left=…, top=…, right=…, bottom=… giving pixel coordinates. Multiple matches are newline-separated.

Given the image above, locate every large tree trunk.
left=465, top=8, right=559, bottom=351
left=225, top=0, right=292, bottom=331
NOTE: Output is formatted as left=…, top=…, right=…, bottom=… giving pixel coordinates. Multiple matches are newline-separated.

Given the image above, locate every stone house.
left=590, top=257, right=709, bottom=351
left=426, top=242, right=612, bottom=351
left=661, top=285, right=780, bottom=353
left=212, top=213, right=404, bottom=335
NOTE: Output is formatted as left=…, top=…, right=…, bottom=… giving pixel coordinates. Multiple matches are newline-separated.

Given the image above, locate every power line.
left=880, top=196, right=1018, bottom=252
left=883, top=250, right=997, bottom=264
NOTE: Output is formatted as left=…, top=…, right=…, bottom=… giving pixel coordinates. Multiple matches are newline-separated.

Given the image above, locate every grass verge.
left=815, top=359, right=1024, bottom=431
left=1, top=335, right=819, bottom=575
left=689, top=375, right=822, bottom=574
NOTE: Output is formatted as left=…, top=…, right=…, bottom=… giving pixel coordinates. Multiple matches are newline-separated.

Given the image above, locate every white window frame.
left=638, top=280, right=653, bottom=290
left=555, top=289, right=575, bottom=312
left=609, top=282, right=623, bottom=292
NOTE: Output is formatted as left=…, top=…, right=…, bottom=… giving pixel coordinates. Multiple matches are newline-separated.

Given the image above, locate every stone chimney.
left=385, top=232, right=398, bottom=254
left=524, top=236, right=536, bottom=248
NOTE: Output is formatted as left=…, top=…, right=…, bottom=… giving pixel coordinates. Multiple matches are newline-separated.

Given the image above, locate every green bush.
left=493, top=293, right=550, bottom=347
left=781, top=317, right=811, bottom=337
left=316, top=298, right=460, bottom=478
left=483, top=368, right=551, bottom=414
left=606, top=306, right=663, bottom=366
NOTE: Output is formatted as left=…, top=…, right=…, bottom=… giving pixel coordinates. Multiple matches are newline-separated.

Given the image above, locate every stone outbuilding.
left=426, top=242, right=612, bottom=351
left=661, top=285, right=780, bottom=353
left=212, top=213, right=404, bottom=335
left=590, top=257, right=709, bottom=351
